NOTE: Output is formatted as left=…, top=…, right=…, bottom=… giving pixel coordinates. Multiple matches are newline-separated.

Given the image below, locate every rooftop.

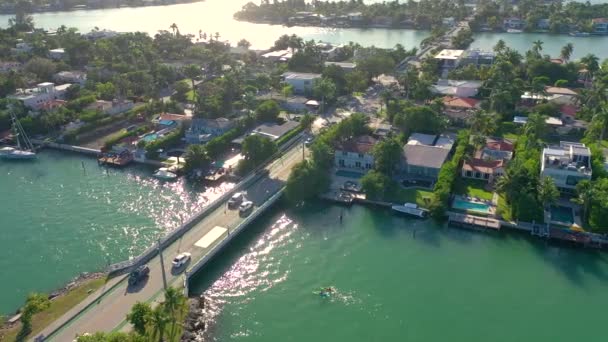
left=442, top=96, right=480, bottom=109
left=282, top=72, right=322, bottom=80
left=434, top=49, right=465, bottom=60
left=543, top=142, right=592, bottom=174
left=335, top=135, right=378, bottom=154
left=403, top=133, right=454, bottom=169
left=545, top=86, right=578, bottom=96
left=252, top=120, right=300, bottom=141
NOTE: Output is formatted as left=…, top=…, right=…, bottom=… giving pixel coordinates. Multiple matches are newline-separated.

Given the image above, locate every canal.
left=189, top=202, right=608, bottom=341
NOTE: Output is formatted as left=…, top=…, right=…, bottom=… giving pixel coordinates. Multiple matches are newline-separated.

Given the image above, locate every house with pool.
left=186, top=117, right=234, bottom=144
left=461, top=138, right=514, bottom=183
left=334, top=135, right=378, bottom=172
left=541, top=141, right=592, bottom=195
left=401, top=133, right=455, bottom=181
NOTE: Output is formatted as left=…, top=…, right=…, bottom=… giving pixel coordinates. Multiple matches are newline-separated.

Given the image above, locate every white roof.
left=513, top=116, right=563, bottom=126
left=283, top=72, right=322, bottom=80
left=49, top=48, right=65, bottom=53
left=435, top=49, right=465, bottom=60
left=407, top=133, right=437, bottom=146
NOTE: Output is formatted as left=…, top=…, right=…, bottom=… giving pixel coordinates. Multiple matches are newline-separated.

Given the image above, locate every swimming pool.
left=452, top=198, right=491, bottom=213
left=142, top=133, right=159, bottom=142
left=550, top=205, right=574, bottom=224
left=335, top=170, right=365, bottom=178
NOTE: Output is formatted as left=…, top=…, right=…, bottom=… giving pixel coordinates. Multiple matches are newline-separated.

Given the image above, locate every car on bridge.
left=228, top=192, right=244, bottom=209
left=128, top=265, right=150, bottom=286
left=172, top=252, right=191, bottom=268
left=239, top=200, right=254, bottom=216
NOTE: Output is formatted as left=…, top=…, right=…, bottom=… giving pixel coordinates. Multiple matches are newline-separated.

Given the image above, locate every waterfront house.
left=87, top=99, right=134, bottom=116
left=186, top=117, right=234, bottom=144
left=251, top=120, right=300, bottom=141
left=503, top=17, right=524, bottom=30
left=48, top=48, right=66, bottom=60
left=334, top=135, right=378, bottom=171
left=537, top=18, right=551, bottom=30
left=54, top=71, right=87, bottom=85
left=401, top=133, right=455, bottom=180
left=348, top=12, right=363, bottom=23
left=461, top=49, right=495, bottom=66
left=282, top=72, right=321, bottom=95
left=316, top=42, right=342, bottom=60
left=84, top=29, right=119, bottom=40
left=441, top=96, right=480, bottom=124
left=434, top=49, right=465, bottom=73
left=461, top=138, right=513, bottom=183
left=262, top=49, right=293, bottom=62
left=592, top=18, right=608, bottom=34
left=431, top=80, right=482, bottom=98
left=9, top=82, right=71, bottom=109
left=541, top=142, right=592, bottom=195
left=324, top=61, right=357, bottom=72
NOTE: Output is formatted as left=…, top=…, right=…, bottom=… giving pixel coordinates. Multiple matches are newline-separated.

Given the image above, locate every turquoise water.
left=452, top=198, right=491, bottom=213
left=335, top=170, right=365, bottom=178
left=190, top=203, right=608, bottom=341
left=0, top=150, right=233, bottom=314
left=142, top=133, right=159, bottom=142
left=550, top=206, right=575, bottom=224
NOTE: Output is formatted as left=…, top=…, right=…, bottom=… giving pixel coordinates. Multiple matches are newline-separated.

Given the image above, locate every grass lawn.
left=1, top=277, right=107, bottom=342
left=453, top=178, right=494, bottom=201
left=186, top=89, right=196, bottom=102
left=389, top=187, right=434, bottom=208
left=496, top=194, right=513, bottom=221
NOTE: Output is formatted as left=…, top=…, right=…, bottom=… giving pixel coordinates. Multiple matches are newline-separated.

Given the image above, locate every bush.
left=145, top=127, right=184, bottom=159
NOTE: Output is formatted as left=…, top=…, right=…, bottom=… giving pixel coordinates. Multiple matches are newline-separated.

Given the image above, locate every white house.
left=282, top=72, right=322, bottom=95
left=541, top=142, right=592, bottom=195
left=431, top=80, right=482, bottom=98
left=592, top=18, right=608, bottom=34
left=9, top=82, right=71, bottom=109
left=48, top=48, right=66, bottom=60
left=334, top=135, right=378, bottom=171
left=11, top=42, right=33, bottom=54
left=86, top=99, right=134, bottom=116
left=186, top=117, right=234, bottom=144
left=503, top=17, right=525, bottom=30
left=434, top=49, right=465, bottom=72
left=54, top=71, right=87, bottom=85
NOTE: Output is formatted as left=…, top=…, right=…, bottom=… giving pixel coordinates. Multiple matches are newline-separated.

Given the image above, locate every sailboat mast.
left=9, top=107, right=35, bottom=152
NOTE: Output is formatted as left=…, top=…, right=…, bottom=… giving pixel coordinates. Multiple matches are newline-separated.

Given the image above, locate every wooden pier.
left=447, top=212, right=501, bottom=231
left=98, top=151, right=133, bottom=167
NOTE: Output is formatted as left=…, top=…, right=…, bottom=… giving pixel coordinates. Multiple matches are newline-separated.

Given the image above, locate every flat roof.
left=283, top=72, right=322, bottom=80
left=434, top=49, right=465, bottom=60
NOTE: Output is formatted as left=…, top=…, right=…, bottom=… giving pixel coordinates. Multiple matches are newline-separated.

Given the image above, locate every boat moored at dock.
left=153, top=167, right=178, bottom=181
left=0, top=147, right=36, bottom=160
left=391, top=203, right=428, bottom=218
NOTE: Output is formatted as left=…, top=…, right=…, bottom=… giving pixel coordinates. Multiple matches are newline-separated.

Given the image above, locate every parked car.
left=304, top=136, right=314, bottom=146
left=228, top=192, right=244, bottom=208
left=239, top=200, right=254, bottom=215
left=128, top=265, right=150, bottom=286
left=172, top=252, right=191, bottom=268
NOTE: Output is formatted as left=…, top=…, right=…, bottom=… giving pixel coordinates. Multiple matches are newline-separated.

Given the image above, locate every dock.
left=98, top=151, right=133, bottom=167
left=447, top=212, right=501, bottom=231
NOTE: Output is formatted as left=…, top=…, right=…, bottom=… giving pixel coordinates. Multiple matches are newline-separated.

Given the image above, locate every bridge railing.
left=107, top=133, right=304, bottom=276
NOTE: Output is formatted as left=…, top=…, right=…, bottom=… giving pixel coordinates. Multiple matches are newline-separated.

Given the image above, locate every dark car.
left=128, top=265, right=150, bottom=286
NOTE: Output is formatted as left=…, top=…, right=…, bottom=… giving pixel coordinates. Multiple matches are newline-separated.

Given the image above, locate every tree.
left=580, top=54, right=600, bottom=76
left=237, top=134, right=277, bottom=174
left=361, top=170, right=391, bottom=200
left=20, top=293, right=50, bottom=335
left=127, top=302, right=152, bottom=335
left=469, top=110, right=497, bottom=136
left=313, top=78, right=337, bottom=113
left=184, top=144, right=211, bottom=172
left=345, top=70, right=369, bottom=93
left=147, top=306, right=169, bottom=342
left=96, top=82, right=116, bottom=101
left=24, top=57, right=57, bottom=81
left=523, top=113, right=547, bottom=141
left=9, top=0, right=34, bottom=31
left=255, top=100, right=280, bottom=122
left=171, top=80, right=191, bottom=103
left=169, top=23, right=179, bottom=36
left=300, top=113, right=315, bottom=132
left=493, top=39, right=506, bottom=54
left=237, top=39, right=251, bottom=49
left=372, top=138, right=402, bottom=176
left=281, top=84, right=294, bottom=101
left=537, top=177, right=559, bottom=208
left=560, top=43, right=574, bottom=62
left=532, top=40, right=544, bottom=55
left=183, top=64, right=202, bottom=110
left=572, top=180, right=593, bottom=225
left=285, top=160, right=329, bottom=202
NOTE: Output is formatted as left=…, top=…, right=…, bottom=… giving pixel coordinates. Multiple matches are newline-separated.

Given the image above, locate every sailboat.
left=0, top=109, right=36, bottom=160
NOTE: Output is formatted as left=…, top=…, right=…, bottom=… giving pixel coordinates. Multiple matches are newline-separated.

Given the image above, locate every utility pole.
left=157, top=238, right=167, bottom=290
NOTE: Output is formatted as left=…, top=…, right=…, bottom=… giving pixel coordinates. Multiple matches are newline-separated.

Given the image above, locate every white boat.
left=0, top=109, right=36, bottom=160
left=0, top=147, right=36, bottom=160
left=506, top=29, right=523, bottom=33
left=391, top=202, right=428, bottom=218
left=153, top=167, right=177, bottom=180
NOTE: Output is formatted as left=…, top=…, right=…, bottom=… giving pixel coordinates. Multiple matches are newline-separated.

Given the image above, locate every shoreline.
left=0, top=0, right=204, bottom=16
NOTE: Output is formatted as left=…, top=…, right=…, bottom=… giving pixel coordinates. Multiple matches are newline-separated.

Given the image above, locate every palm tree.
left=537, top=177, right=559, bottom=208
left=524, top=113, right=547, bottom=141
left=532, top=40, right=544, bottom=55
left=202, top=32, right=207, bottom=40
left=169, top=23, right=179, bottom=36
left=469, top=110, right=497, bottom=136
left=560, top=43, right=573, bottom=62
left=572, top=180, right=593, bottom=225
left=183, top=64, right=201, bottom=112
left=379, top=90, right=394, bottom=113
left=214, top=32, right=220, bottom=41
left=493, top=39, right=506, bottom=54
left=313, top=78, right=337, bottom=114
left=147, top=306, right=169, bottom=342
left=580, top=53, right=600, bottom=77
left=592, top=105, right=608, bottom=141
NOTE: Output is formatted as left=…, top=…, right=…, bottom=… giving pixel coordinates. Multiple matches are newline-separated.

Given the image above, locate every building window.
left=358, top=153, right=364, bottom=158
left=355, top=161, right=361, bottom=168
left=483, top=173, right=490, bottom=179
left=342, top=151, right=347, bottom=156
left=466, top=171, right=472, bottom=177
left=475, top=172, right=481, bottom=178
left=339, top=159, right=345, bottom=167
left=366, top=163, right=372, bottom=169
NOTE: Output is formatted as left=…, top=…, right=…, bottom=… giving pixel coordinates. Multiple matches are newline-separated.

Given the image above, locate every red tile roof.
left=485, top=138, right=514, bottom=152
left=160, top=113, right=190, bottom=121
left=442, top=96, right=480, bottom=109
left=335, top=135, right=378, bottom=154
left=462, top=158, right=504, bottom=174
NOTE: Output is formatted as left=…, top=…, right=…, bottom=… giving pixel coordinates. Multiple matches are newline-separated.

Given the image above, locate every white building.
left=282, top=72, right=322, bottom=95
left=48, top=48, right=66, bottom=60
left=434, top=49, right=465, bottom=72
left=541, top=142, right=592, bottom=194
left=11, top=42, right=33, bottom=54
left=54, top=71, right=87, bottom=85
left=334, top=135, right=378, bottom=171
left=86, top=99, right=134, bottom=116
left=9, top=82, right=71, bottom=109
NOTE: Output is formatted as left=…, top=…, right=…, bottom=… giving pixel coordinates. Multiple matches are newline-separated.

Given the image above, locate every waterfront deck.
left=447, top=212, right=501, bottom=230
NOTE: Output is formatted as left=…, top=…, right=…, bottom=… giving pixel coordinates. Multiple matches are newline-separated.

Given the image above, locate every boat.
left=506, top=29, right=523, bottom=33
left=0, top=109, right=36, bottom=160
left=391, top=202, right=429, bottom=218
left=314, top=286, right=335, bottom=298
left=153, top=167, right=178, bottom=180
left=569, top=31, right=591, bottom=37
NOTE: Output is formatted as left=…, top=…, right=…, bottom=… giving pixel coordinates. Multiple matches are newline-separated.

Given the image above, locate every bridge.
left=36, top=136, right=307, bottom=341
